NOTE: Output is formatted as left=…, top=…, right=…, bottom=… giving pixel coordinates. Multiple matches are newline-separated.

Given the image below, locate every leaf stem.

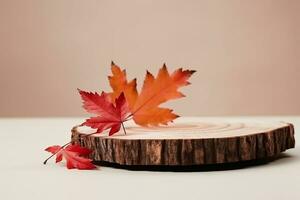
left=121, top=122, right=127, bottom=135
left=126, top=113, right=133, bottom=119
left=43, top=141, right=71, bottom=165
left=124, top=116, right=133, bottom=121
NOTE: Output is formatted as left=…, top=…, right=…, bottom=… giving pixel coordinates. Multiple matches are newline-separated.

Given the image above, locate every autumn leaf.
left=43, top=62, right=195, bottom=170
left=109, top=63, right=195, bottom=126
left=132, top=65, right=195, bottom=126
left=108, top=61, right=138, bottom=109
left=78, top=89, right=130, bottom=135
left=45, top=144, right=96, bottom=170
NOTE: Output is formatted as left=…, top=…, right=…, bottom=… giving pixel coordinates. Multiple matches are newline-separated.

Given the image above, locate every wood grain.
left=71, top=118, right=295, bottom=166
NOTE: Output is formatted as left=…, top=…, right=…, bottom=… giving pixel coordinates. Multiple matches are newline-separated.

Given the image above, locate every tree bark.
left=71, top=120, right=295, bottom=166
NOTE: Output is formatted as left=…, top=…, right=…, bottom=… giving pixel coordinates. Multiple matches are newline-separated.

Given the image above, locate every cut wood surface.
left=71, top=117, right=295, bottom=166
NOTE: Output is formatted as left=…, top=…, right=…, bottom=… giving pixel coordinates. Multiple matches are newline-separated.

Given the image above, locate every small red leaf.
left=45, top=144, right=96, bottom=170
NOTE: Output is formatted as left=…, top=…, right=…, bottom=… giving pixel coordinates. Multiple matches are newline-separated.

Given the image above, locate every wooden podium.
left=71, top=118, right=295, bottom=167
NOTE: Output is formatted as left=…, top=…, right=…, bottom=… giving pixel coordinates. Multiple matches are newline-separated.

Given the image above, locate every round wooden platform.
left=71, top=118, right=295, bottom=166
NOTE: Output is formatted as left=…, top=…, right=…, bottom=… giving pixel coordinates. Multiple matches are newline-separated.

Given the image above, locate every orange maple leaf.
left=109, top=63, right=195, bottom=126
left=108, top=62, right=138, bottom=109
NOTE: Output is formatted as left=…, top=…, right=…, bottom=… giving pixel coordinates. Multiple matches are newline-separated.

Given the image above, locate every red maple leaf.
left=45, top=144, right=96, bottom=170
left=78, top=90, right=130, bottom=135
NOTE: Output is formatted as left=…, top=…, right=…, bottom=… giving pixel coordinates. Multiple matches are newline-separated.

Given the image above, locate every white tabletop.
left=0, top=117, right=299, bottom=200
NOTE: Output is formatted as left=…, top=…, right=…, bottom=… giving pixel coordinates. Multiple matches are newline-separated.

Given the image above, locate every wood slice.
left=71, top=117, right=295, bottom=166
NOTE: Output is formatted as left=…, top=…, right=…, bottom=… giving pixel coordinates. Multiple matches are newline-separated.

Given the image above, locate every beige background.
left=0, top=0, right=299, bottom=117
